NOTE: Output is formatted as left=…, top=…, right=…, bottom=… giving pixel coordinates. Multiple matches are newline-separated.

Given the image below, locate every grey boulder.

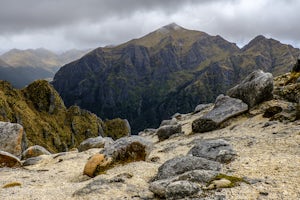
left=157, top=124, right=182, bottom=141
left=188, top=139, right=237, bottom=163
left=78, top=136, right=113, bottom=152
left=192, top=95, right=248, bottom=133
left=21, top=145, right=51, bottom=160
left=156, top=156, right=221, bottom=180
left=227, top=70, right=273, bottom=108
left=0, top=121, right=27, bottom=157
left=0, top=150, right=22, bottom=167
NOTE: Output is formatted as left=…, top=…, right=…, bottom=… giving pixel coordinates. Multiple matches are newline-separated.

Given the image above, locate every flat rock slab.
left=156, top=156, right=221, bottom=180
left=192, top=95, right=248, bottom=133
left=188, top=139, right=237, bottom=163
left=157, top=124, right=182, bottom=141
left=78, top=136, right=113, bottom=152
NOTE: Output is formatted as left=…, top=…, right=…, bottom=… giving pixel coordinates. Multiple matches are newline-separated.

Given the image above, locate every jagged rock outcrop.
left=0, top=122, right=27, bottom=157
left=21, top=145, right=51, bottom=160
left=84, top=136, right=153, bottom=177
left=0, top=80, right=128, bottom=153
left=52, top=24, right=300, bottom=133
left=227, top=70, right=274, bottom=108
left=192, top=95, right=248, bottom=133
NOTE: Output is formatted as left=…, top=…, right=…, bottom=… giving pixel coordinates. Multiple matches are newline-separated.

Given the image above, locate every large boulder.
left=0, top=121, right=27, bottom=157
left=156, top=156, right=221, bottom=180
left=192, top=95, right=248, bottom=133
left=188, top=139, right=237, bottom=163
left=21, top=145, right=51, bottom=160
left=83, top=136, right=153, bottom=177
left=78, top=136, right=113, bottom=152
left=227, top=70, right=273, bottom=108
left=0, top=150, right=22, bottom=167
left=156, top=124, right=182, bottom=141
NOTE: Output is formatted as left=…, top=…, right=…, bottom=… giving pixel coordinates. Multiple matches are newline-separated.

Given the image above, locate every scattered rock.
left=138, top=128, right=157, bottom=137
left=160, top=118, right=178, bottom=127
left=83, top=153, right=112, bottom=177
left=156, top=156, right=221, bottom=180
left=192, top=95, right=248, bottom=133
left=206, top=178, right=232, bottom=190
left=0, top=121, right=27, bottom=157
left=263, top=106, right=283, bottom=118
left=194, top=103, right=213, bottom=113
left=22, top=156, right=43, bottom=166
left=84, top=136, right=153, bottom=177
left=77, top=136, right=113, bottom=152
left=103, top=118, right=131, bottom=140
left=227, top=70, right=274, bottom=108
left=262, top=121, right=278, bottom=128
left=21, top=145, right=51, bottom=160
left=188, top=139, right=237, bottom=163
left=171, top=113, right=182, bottom=120
left=166, top=180, right=200, bottom=199
left=157, top=124, right=182, bottom=141
left=0, top=150, right=22, bottom=167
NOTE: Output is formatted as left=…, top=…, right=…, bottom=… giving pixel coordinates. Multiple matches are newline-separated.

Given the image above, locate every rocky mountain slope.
left=1, top=70, right=299, bottom=199
left=52, top=23, right=300, bottom=133
left=0, top=48, right=90, bottom=88
left=0, top=80, right=129, bottom=153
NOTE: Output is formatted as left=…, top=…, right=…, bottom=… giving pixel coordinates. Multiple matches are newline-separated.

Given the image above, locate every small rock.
left=259, top=191, right=269, bottom=196
left=0, top=150, right=22, bottom=168
left=0, top=121, right=27, bottom=157
left=172, top=113, right=182, bottom=120
left=157, top=124, right=182, bottom=141
left=84, top=136, right=153, bottom=177
left=138, top=128, right=157, bottom=136
left=156, top=156, right=221, bottom=180
left=22, top=145, right=51, bottom=160
left=166, top=180, right=200, bottom=199
left=176, top=170, right=219, bottom=184
left=194, top=103, right=213, bottom=113
left=83, top=153, right=112, bottom=177
left=78, top=136, right=113, bottom=152
left=206, top=178, right=232, bottom=190
left=262, top=121, right=278, bottom=128
left=188, top=139, right=237, bottom=163
left=263, top=106, right=283, bottom=118
left=22, top=156, right=43, bottom=166
left=192, top=95, right=248, bottom=133
left=227, top=70, right=274, bottom=108
left=160, top=118, right=178, bottom=127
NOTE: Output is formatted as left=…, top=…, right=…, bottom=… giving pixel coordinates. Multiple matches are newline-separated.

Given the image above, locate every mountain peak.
left=156, top=23, right=184, bottom=34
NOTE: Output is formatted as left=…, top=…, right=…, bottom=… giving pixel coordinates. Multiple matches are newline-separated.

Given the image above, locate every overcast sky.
left=0, top=0, right=299, bottom=53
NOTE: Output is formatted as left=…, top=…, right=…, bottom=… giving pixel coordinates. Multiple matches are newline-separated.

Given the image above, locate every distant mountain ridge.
left=0, top=48, right=90, bottom=88
left=52, top=23, right=300, bottom=133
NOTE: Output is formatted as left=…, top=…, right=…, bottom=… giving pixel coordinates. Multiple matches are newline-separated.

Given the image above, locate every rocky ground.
left=1, top=99, right=300, bottom=199
left=1, top=71, right=300, bottom=200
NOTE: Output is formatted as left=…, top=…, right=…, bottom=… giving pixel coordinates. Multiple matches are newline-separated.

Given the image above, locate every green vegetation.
left=208, top=174, right=249, bottom=188
left=2, top=182, right=22, bottom=188
left=103, top=118, right=130, bottom=140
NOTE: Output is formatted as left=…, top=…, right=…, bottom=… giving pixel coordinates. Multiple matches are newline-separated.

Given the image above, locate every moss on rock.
left=103, top=118, right=131, bottom=140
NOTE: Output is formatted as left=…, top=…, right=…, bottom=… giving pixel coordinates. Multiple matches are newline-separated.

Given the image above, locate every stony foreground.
left=1, top=103, right=299, bottom=199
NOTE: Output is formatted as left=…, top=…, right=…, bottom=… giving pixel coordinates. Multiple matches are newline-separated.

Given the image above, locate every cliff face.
left=0, top=80, right=103, bottom=152
left=52, top=24, right=300, bottom=133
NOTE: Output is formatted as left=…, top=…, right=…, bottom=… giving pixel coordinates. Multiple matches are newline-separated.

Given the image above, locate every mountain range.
left=0, top=48, right=90, bottom=88
left=51, top=23, right=299, bottom=132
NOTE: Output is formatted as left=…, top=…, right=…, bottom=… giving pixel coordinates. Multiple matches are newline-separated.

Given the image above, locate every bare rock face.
left=188, top=139, right=237, bottom=163
left=0, top=121, right=27, bottom=157
left=0, top=150, right=22, bottom=167
left=192, top=95, right=248, bottom=133
left=83, top=136, right=153, bottom=177
left=227, top=70, right=273, bottom=108
left=77, top=136, right=113, bottom=152
left=21, top=145, right=51, bottom=160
